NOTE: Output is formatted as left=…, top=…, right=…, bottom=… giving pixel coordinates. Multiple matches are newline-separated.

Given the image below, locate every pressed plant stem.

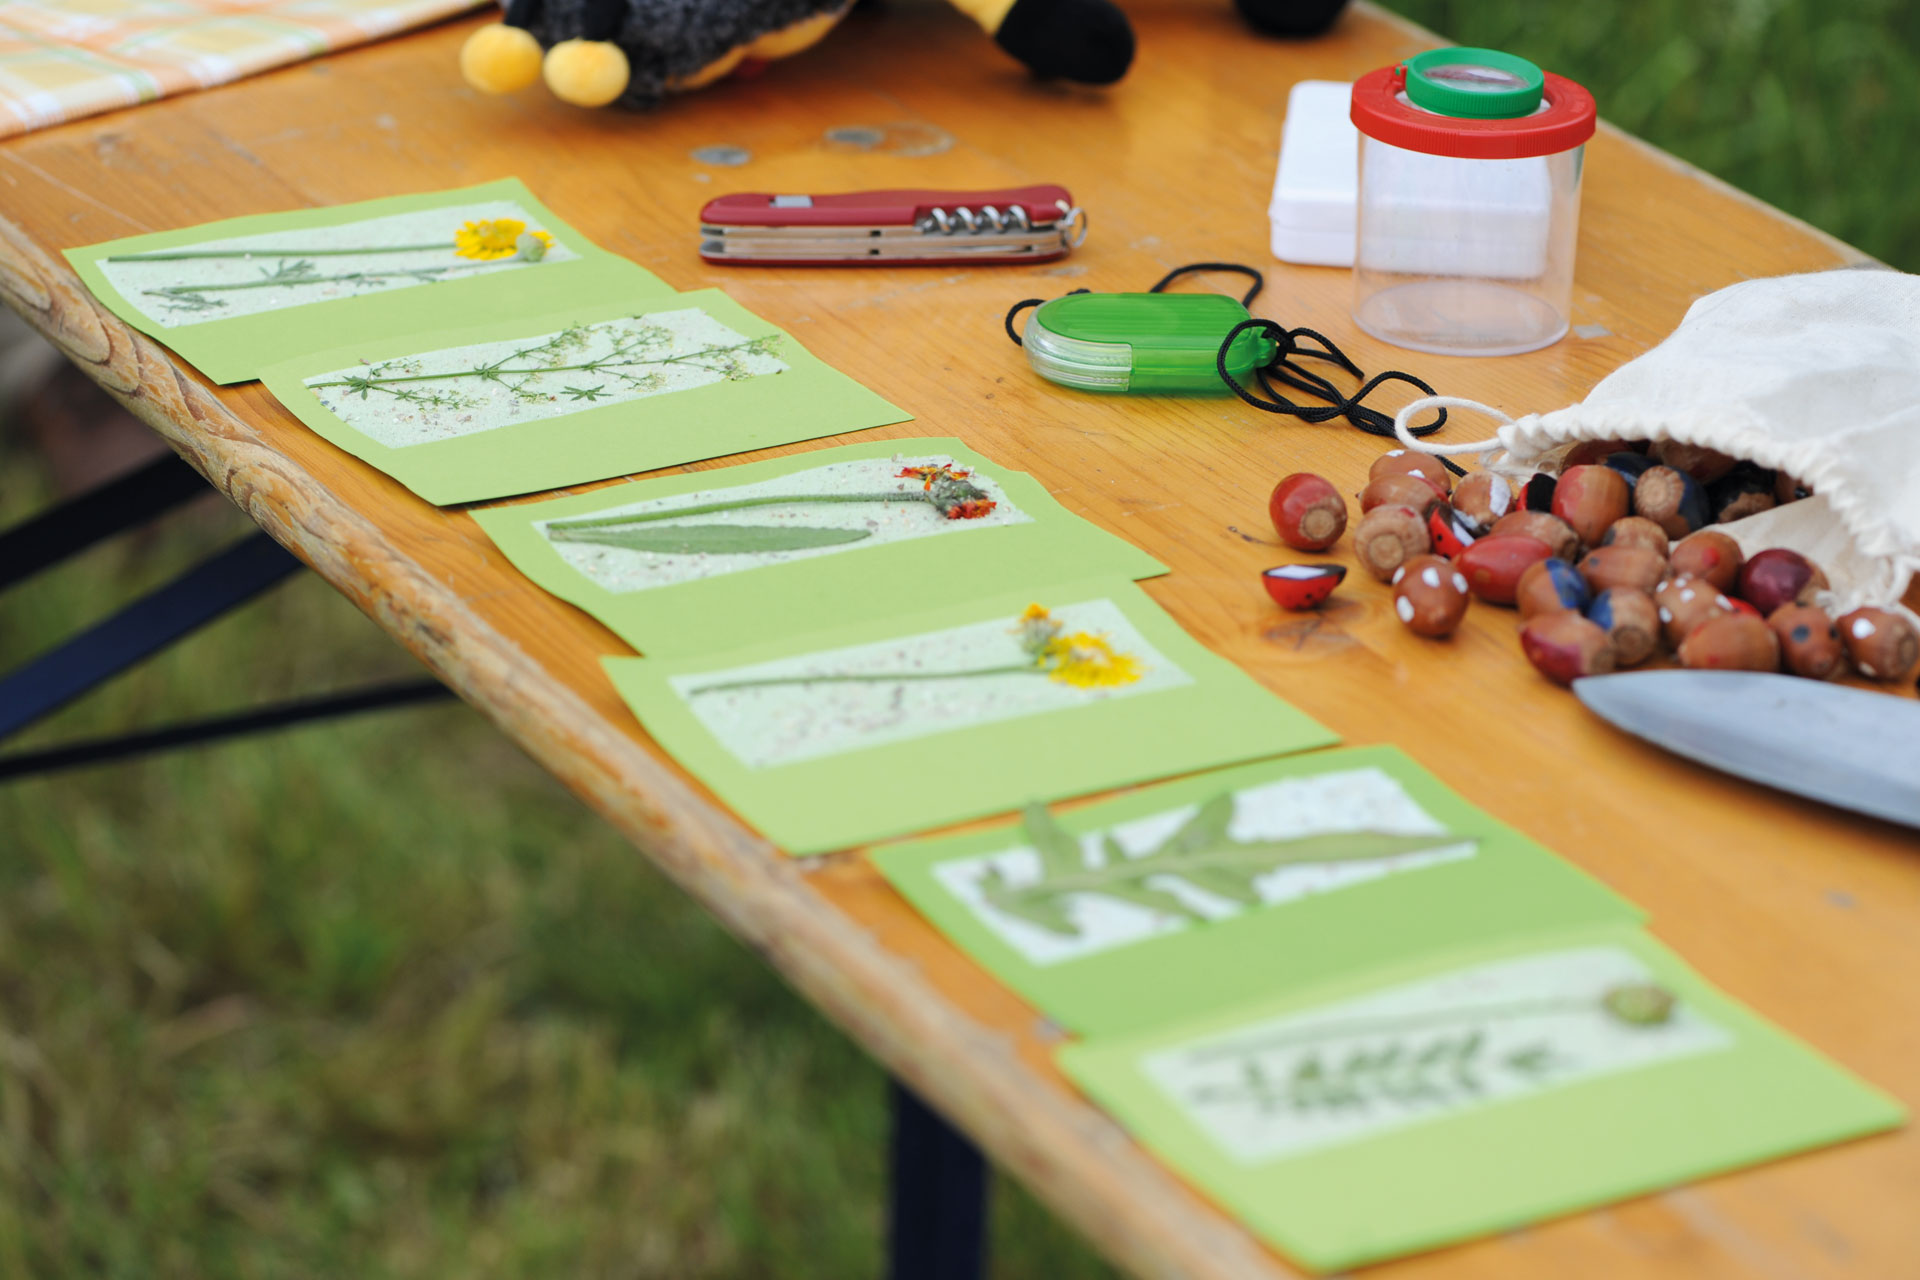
left=108, top=242, right=455, bottom=262
left=151, top=260, right=506, bottom=296
left=547, top=491, right=933, bottom=536
left=687, top=663, right=1039, bottom=697
left=994, top=835, right=1463, bottom=899
left=306, top=341, right=768, bottom=392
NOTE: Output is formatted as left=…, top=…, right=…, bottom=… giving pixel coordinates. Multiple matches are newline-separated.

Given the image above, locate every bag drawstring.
left=1392, top=395, right=1516, bottom=459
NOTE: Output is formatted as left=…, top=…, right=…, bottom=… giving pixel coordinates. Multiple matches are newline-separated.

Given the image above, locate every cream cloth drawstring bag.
left=1392, top=269, right=1920, bottom=615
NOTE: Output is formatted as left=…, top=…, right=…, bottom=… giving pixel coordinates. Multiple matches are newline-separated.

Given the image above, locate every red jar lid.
left=1350, top=63, right=1596, bottom=160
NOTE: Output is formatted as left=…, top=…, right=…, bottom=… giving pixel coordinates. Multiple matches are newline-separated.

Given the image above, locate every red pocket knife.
left=698, top=186, right=1086, bottom=265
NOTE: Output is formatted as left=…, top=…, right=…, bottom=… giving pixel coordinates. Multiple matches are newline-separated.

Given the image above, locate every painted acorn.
left=1650, top=440, right=1738, bottom=484
left=1515, top=557, right=1591, bottom=620
left=1551, top=465, right=1632, bottom=547
left=1775, top=471, right=1813, bottom=504
left=1359, top=472, right=1447, bottom=517
left=1391, top=555, right=1471, bottom=637
left=1353, top=505, right=1431, bottom=582
left=1456, top=535, right=1554, bottom=605
left=1427, top=503, right=1479, bottom=558
left=1269, top=473, right=1348, bottom=551
left=1599, top=516, right=1670, bottom=558
left=1518, top=472, right=1558, bottom=513
left=1632, top=465, right=1712, bottom=538
left=1562, top=438, right=1646, bottom=470
left=1451, top=471, right=1514, bottom=531
left=1585, top=588, right=1660, bottom=666
left=1668, top=529, right=1744, bottom=595
left=1709, top=462, right=1778, bottom=524
left=1578, top=545, right=1667, bottom=596
left=1767, top=603, right=1845, bottom=680
left=1601, top=451, right=1660, bottom=486
left=1737, top=548, right=1828, bottom=616
left=1655, top=575, right=1738, bottom=646
left=1262, top=563, right=1347, bottom=611
left=1678, top=613, right=1781, bottom=673
left=1838, top=607, right=1920, bottom=681
left=1491, top=510, right=1581, bottom=562
left=1520, top=612, right=1617, bottom=685
left=1369, top=450, right=1454, bottom=496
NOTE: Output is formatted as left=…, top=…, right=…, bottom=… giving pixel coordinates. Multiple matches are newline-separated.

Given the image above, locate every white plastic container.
left=1349, top=49, right=1596, bottom=357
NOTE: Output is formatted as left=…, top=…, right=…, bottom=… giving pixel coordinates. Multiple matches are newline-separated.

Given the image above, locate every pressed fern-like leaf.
left=547, top=523, right=871, bottom=555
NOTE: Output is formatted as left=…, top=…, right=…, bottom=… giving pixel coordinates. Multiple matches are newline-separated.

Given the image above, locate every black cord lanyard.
left=1004, top=261, right=1459, bottom=472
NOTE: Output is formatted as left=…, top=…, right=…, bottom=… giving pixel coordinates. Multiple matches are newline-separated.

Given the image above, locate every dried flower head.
left=1014, top=604, right=1062, bottom=656
left=454, top=218, right=553, bottom=261
left=897, top=462, right=973, bottom=490
left=944, top=499, right=997, bottom=521
left=1601, top=982, right=1677, bottom=1027
left=927, top=476, right=995, bottom=519
left=1039, top=632, right=1144, bottom=688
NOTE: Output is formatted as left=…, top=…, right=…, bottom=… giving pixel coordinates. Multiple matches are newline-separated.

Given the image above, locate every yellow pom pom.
left=543, top=39, right=630, bottom=107
left=459, top=23, right=543, bottom=94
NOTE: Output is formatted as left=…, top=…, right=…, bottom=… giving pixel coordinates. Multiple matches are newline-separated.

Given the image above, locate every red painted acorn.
left=1520, top=613, right=1617, bottom=685
left=1737, top=548, right=1827, bottom=616
left=1427, top=503, right=1480, bottom=558
left=1551, top=464, right=1632, bottom=547
left=1456, top=535, right=1554, bottom=605
left=1262, top=564, right=1347, bottom=611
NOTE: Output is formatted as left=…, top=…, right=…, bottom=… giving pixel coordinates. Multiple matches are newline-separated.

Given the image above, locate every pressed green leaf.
left=547, top=523, right=871, bottom=555
left=1169, top=864, right=1264, bottom=906
left=1020, top=802, right=1088, bottom=880
left=1163, top=792, right=1237, bottom=858
left=980, top=868, right=1078, bottom=936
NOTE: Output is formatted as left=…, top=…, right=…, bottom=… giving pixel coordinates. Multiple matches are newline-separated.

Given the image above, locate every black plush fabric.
left=1231, top=0, right=1349, bottom=37
left=525, top=0, right=848, bottom=106
left=994, top=0, right=1133, bottom=84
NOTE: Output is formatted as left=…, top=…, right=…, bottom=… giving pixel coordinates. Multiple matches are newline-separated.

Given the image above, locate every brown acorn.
left=1737, top=548, right=1827, bottom=616
left=1650, top=440, right=1738, bottom=484
left=1269, top=473, right=1348, bottom=551
left=1391, top=554, right=1472, bottom=637
left=1551, top=465, right=1632, bottom=547
left=1577, top=545, right=1667, bottom=596
left=1767, top=603, right=1845, bottom=681
left=1775, top=471, right=1812, bottom=504
left=1359, top=472, right=1447, bottom=517
left=1838, top=607, right=1920, bottom=681
left=1519, top=612, right=1617, bottom=685
left=1490, top=510, right=1581, bottom=562
left=1456, top=535, right=1554, bottom=605
left=1599, top=516, right=1670, bottom=558
left=1709, top=463, right=1778, bottom=524
left=1369, top=450, right=1454, bottom=496
left=1561, top=438, right=1646, bottom=470
left=1451, top=471, right=1515, bottom=531
left=1585, top=588, right=1661, bottom=666
left=1632, top=465, right=1711, bottom=538
left=1679, top=613, right=1781, bottom=673
left=1353, top=504, right=1432, bottom=582
left=1655, top=576, right=1738, bottom=646
left=1668, top=530, right=1744, bottom=594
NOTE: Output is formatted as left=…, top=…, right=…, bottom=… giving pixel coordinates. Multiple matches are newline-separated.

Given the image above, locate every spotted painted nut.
left=1456, top=535, right=1554, bottom=606
left=1428, top=503, right=1480, bottom=558
left=1515, top=558, right=1591, bottom=621
left=1369, top=450, right=1454, bottom=496
left=1655, top=576, right=1738, bottom=646
left=1490, top=510, right=1581, bottom=562
left=1737, top=548, right=1827, bottom=617
left=1585, top=588, right=1661, bottom=667
left=1269, top=473, right=1348, bottom=551
left=1632, top=465, right=1712, bottom=538
left=1450, top=471, right=1513, bottom=530
left=1391, top=554, right=1471, bottom=637
left=1766, top=603, right=1845, bottom=681
left=1668, top=530, right=1744, bottom=595
left=1359, top=472, right=1447, bottom=517
left=1551, top=465, right=1632, bottom=547
left=1261, top=564, right=1347, bottom=611
left=1353, top=504, right=1432, bottom=582
left=1678, top=613, right=1781, bottom=673
left=1519, top=612, right=1617, bottom=685
left=1578, top=545, right=1667, bottom=596
left=1599, top=516, right=1670, bottom=558
left=1838, top=607, right=1920, bottom=681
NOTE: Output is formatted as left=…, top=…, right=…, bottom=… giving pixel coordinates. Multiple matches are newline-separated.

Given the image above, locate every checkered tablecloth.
left=0, top=0, right=486, bottom=140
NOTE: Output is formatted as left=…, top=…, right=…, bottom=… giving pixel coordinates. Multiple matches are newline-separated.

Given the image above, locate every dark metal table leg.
left=886, top=1079, right=989, bottom=1280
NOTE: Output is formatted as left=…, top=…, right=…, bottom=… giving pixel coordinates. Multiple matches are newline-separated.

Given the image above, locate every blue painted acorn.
left=1632, top=464, right=1711, bottom=539
left=1602, top=450, right=1660, bottom=485
left=1585, top=587, right=1660, bottom=666
left=1515, top=557, right=1591, bottom=620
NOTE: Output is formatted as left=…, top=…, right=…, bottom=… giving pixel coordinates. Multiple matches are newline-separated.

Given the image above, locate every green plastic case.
left=1023, top=293, right=1275, bottom=394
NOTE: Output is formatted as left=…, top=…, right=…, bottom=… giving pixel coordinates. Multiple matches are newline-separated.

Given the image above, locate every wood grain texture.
left=3, top=2, right=1916, bottom=1276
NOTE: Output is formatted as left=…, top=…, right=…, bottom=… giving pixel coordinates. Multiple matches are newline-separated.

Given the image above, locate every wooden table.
left=3, top=3, right=1916, bottom=1275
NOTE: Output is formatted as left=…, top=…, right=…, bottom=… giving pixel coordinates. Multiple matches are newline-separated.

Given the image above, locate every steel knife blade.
left=1572, top=670, right=1920, bottom=830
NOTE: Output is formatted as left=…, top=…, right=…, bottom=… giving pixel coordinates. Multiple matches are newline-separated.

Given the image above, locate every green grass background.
left=2, top=2, right=1915, bottom=1275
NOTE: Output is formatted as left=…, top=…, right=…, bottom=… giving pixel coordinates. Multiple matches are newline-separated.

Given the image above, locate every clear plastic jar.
left=1350, top=49, right=1596, bottom=357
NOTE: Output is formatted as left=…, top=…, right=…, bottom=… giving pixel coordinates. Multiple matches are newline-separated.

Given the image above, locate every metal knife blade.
left=1573, top=670, right=1920, bottom=830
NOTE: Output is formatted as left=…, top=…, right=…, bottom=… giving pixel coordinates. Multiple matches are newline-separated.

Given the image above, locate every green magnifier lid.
left=1403, top=47, right=1544, bottom=119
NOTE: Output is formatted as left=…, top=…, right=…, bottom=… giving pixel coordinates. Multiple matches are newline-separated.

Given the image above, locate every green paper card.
left=473, top=438, right=1167, bottom=657
left=871, top=747, right=1643, bottom=1037
left=602, top=579, right=1337, bottom=855
left=1060, top=925, right=1903, bottom=1273
left=67, top=179, right=673, bottom=385
left=258, top=289, right=910, bottom=505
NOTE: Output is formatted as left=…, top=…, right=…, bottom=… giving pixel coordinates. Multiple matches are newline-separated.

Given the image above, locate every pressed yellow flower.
left=453, top=218, right=552, bottom=260
left=1014, top=603, right=1062, bottom=656
left=1041, top=631, right=1143, bottom=688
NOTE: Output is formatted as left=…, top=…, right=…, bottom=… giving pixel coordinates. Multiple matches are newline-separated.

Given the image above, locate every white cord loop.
left=1392, top=395, right=1516, bottom=456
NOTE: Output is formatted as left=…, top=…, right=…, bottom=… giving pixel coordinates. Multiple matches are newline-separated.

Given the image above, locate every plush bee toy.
left=461, top=0, right=1347, bottom=108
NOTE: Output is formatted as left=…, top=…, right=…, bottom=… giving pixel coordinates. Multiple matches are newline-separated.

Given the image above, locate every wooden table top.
left=4, top=3, right=1915, bottom=1276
